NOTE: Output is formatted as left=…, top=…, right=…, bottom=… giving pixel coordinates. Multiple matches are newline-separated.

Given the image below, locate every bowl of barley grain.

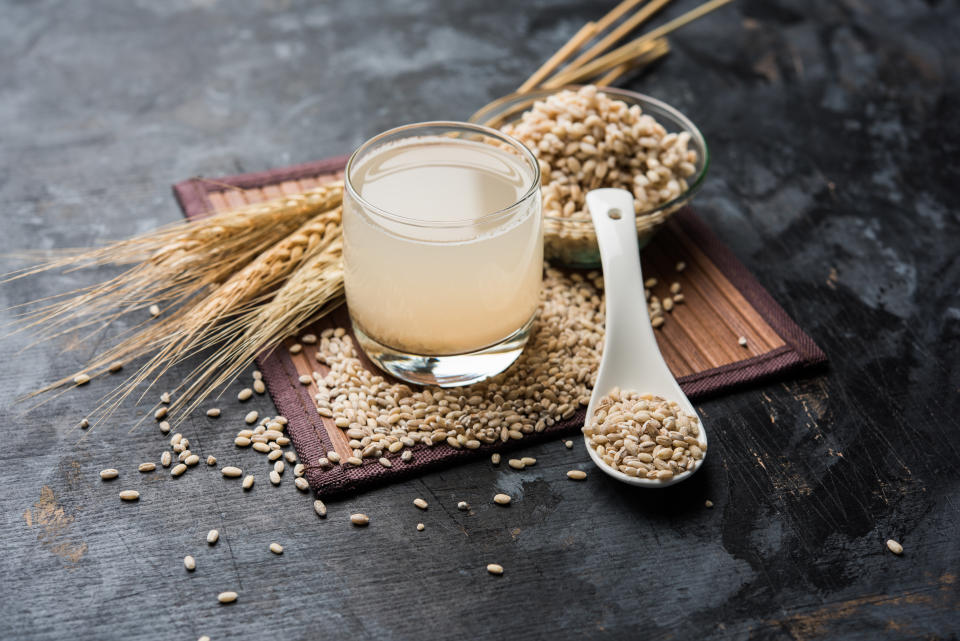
left=470, top=85, right=708, bottom=268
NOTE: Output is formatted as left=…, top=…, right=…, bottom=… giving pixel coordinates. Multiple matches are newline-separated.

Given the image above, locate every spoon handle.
left=586, top=189, right=658, bottom=386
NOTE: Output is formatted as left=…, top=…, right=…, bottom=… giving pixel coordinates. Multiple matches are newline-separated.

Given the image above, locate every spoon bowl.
left=584, top=188, right=708, bottom=488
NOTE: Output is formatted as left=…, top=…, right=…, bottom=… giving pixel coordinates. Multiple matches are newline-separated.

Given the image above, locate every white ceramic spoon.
left=583, top=188, right=708, bottom=488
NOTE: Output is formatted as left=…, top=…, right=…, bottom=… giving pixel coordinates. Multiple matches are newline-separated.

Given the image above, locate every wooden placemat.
left=173, top=157, right=826, bottom=498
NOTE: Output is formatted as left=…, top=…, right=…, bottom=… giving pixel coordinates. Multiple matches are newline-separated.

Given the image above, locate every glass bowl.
left=469, top=86, right=709, bottom=268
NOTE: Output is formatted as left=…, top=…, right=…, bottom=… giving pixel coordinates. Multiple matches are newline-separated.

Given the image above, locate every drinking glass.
left=343, top=121, right=542, bottom=387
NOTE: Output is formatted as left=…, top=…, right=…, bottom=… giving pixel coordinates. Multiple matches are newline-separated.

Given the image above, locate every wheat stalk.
left=168, top=237, right=345, bottom=421
left=84, top=206, right=344, bottom=419
left=5, top=183, right=343, bottom=350
left=11, top=185, right=347, bottom=426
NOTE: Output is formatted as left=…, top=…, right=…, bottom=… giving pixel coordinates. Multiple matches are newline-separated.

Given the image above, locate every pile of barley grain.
left=501, top=85, right=698, bottom=219
left=312, top=268, right=605, bottom=465
left=309, top=266, right=688, bottom=467
left=582, top=388, right=705, bottom=481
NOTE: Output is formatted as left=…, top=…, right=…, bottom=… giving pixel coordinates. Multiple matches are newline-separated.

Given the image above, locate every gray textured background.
left=2, top=1, right=958, bottom=639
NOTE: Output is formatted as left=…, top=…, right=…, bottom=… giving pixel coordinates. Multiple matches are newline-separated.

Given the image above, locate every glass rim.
left=344, top=120, right=541, bottom=229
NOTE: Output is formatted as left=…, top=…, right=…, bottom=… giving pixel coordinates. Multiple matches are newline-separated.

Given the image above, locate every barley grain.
left=285, top=451, right=297, bottom=464
left=269, top=542, right=284, bottom=554
left=80, top=418, right=89, bottom=429
left=705, top=500, right=714, bottom=508
left=886, top=539, right=903, bottom=555
left=253, top=380, right=266, bottom=394
left=565, top=440, right=574, bottom=449
left=245, top=411, right=259, bottom=425
left=313, top=500, right=327, bottom=517
left=206, top=455, right=217, bottom=466
left=185, top=454, right=200, bottom=466
left=266, top=448, right=282, bottom=460
left=149, top=304, right=160, bottom=317
left=158, top=421, right=171, bottom=434
left=253, top=442, right=270, bottom=453
left=457, top=501, right=470, bottom=511
left=585, top=389, right=703, bottom=482
left=155, top=407, right=168, bottom=420
left=508, top=459, right=525, bottom=470
left=184, top=555, right=196, bottom=571
left=138, top=462, right=156, bottom=473
left=486, top=563, right=504, bottom=575
left=738, top=336, right=748, bottom=347
left=171, top=463, right=187, bottom=477
left=99, top=468, right=119, bottom=480
left=161, top=452, right=172, bottom=467
left=416, top=523, right=425, bottom=531
left=269, top=470, right=281, bottom=485
left=493, top=493, right=512, bottom=505
left=350, top=513, right=369, bottom=526
left=108, top=361, right=123, bottom=373
left=238, top=388, right=253, bottom=401
left=327, top=451, right=341, bottom=464
left=314, top=268, right=607, bottom=464
left=160, top=392, right=171, bottom=404
left=242, top=474, right=254, bottom=490
left=675, top=261, right=686, bottom=272
left=217, top=591, right=237, bottom=604
left=567, top=470, right=587, bottom=480
left=521, top=457, right=536, bottom=466
left=206, top=408, right=221, bottom=417
left=491, top=453, right=501, bottom=465
left=289, top=343, right=303, bottom=354
left=294, top=463, right=305, bottom=476
left=221, top=466, right=242, bottom=478
left=295, top=477, right=309, bottom=491
left=206, top=529, right=219, bottom=544
left=119, top=490, right=139, bottom=501
left=298, top=374, right=312, bottom=385
left=413, top=498, right=428, bottom=510
left=301, top=333, right=317, bottom=344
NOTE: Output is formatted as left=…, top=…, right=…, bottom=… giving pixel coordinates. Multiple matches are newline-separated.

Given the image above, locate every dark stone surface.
left=1, top=1, right=958, bottom=639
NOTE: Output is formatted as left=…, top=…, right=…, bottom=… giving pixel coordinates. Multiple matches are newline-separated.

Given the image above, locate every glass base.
left=352, top=315, right=535, bottom=388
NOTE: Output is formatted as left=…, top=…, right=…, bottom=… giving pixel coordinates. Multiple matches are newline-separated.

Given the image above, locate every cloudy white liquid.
left=344, top=136, right=542, bottom=355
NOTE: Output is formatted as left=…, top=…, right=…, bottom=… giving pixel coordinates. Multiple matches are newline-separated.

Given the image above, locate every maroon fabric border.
left=174, top=156, right=828, bottom=498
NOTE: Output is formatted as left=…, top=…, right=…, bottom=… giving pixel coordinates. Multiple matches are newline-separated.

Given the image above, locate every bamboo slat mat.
left=174, top=156, right=826, bottom=497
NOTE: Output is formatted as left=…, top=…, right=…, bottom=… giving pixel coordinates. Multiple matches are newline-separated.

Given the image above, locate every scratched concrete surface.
left=1, top=1, right=958, bottom=640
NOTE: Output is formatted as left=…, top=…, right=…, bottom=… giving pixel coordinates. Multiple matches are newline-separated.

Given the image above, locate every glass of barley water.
left=343, top=121, right=543, bottom=387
